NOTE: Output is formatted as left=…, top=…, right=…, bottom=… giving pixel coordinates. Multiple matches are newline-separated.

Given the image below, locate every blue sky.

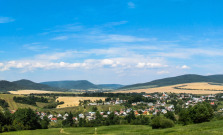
left=0, top=0, right=223, bottom=84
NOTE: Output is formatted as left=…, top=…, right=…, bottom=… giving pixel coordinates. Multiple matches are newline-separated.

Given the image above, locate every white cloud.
left=51, top=36, right=68, bottom=40
left=157, top=70, right=170, bottom=74
left=181, top=65, right=190, bottom=69
left=100, top=34, right=151, bottom=43
left=128, top=2, right=135, bottom=8
left=0, top=17, right=15, bottom=23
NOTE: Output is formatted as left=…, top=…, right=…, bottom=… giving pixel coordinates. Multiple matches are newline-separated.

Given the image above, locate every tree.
left=151, top=116, right=174, bottom=129
left=12, top=108, right=41, bottom=130
left=40, top=116, right=50, bottom=129
left=179, top=102, right=214, bottom=125
left=62, top=112, right=74, bottom=127
left=164, top=111, right=176, bottom=121
left=189, top=102, right=214, bottom=123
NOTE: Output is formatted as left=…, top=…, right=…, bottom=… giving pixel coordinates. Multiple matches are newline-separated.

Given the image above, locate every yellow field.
left=9, top=90, right=61, bottom=95
left=178, top=82, right=223, bottom=90
left=114, top=82, right=223, bottom=94
left=56, top=97, right=106, bottom=108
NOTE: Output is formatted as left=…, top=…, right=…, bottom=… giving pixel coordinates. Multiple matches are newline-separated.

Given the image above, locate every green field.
left=0, top=94, right=38, bottom=110
left=2, top=120, right=223, bottom=135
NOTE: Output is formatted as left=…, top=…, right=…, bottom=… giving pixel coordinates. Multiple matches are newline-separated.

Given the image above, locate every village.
left=32, top=92, right=221, bottom=123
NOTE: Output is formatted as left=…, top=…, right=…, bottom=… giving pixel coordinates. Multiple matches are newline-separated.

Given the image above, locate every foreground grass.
left=3, top=120, right=223, bottom=135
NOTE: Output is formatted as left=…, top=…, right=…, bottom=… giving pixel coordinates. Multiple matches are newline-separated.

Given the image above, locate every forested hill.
left=41, top=80, right=123, bottom=90
left=41, top=80, right=98, bottom=90
left=0, top=79, right=64, bottom=92
left=0, top=80, right=24, bottom=91
left=13, top=79, right=55, bottom=90
left=119, top=74, right=223, bottom=90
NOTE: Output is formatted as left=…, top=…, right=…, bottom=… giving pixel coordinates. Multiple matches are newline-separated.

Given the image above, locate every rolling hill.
left=0, top=79, right=64, bottom=92
left=13, top=79, right=53, bottom=90
left=41, top=80, right=123, bottom=90
left=119, top=74, right=223, bottom=90
left=0, top=80, right=24, bottom=92
left=41, top=80, right=99, bottom=90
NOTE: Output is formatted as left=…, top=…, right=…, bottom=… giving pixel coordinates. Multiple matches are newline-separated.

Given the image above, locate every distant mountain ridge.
left=41, top=80, right=98, bottom=90
left=119, top=74, right=223, bottom=90
left=41, top=80, right=124, bottom=90
left=0, top=79, right=124, bottom=92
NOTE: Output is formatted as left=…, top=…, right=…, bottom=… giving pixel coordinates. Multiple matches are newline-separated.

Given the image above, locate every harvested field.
left=9, top=90, right=61, bottom=95
left=114, top=82, right=223, bottom=94
left=56, top=97, right=106, bottom=108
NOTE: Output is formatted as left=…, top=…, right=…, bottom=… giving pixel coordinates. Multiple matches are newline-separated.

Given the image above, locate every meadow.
left=115, top=82, right=223, bottom=94
left=0, top=94, right=38, bottom=110
left=2, top=120, right=223, bottom=135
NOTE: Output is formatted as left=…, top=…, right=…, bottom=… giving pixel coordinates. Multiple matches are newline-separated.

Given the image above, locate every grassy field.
left=56, top=97, right=106, bottom=108
left=115, top=82, right=223, bottom=94
left=0, top=94, right=38, bottom=110
left=2, top=120, right=223, bottom=135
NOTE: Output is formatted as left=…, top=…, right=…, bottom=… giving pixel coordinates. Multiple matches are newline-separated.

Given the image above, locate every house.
left=134, top=111, right=139, bottom=116
left=143, top=111, right=150, bottom=115
left=148, top=102, right=153, bottom=106
left=51, top=118, right=57, bottom=122
left=79, top=113, right=84, bottom=119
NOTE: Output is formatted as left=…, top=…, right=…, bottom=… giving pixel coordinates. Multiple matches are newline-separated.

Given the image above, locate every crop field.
left=56, top=97, right=106, bottom=108
left=9, top=90, right=62, bottom=95
left=3, top=120, right=223, bottom=135
left=114, top=82, right=223, bottom=94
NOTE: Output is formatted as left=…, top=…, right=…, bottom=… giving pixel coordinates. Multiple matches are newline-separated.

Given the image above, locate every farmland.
left=115, top=82, right=223, bottom=94
left=2, top=119, right=223, bottom=135
left=56, top=97, right=106, bottom=108
left=0, top=94, right=38, bottom=110
left=9, top=90, right=62, bottom=95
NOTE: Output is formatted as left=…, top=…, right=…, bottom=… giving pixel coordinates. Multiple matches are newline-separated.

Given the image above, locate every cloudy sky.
left=0, top=0, right=223, bottom=84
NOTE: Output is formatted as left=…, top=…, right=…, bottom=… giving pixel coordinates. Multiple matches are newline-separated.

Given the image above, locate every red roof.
left=51, top=118, right=57, bottom=120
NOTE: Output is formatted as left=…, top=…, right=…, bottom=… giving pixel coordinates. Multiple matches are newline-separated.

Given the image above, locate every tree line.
left=13, top=96, right=48, bottom=106
left=0, top=108, right=50, bottom=133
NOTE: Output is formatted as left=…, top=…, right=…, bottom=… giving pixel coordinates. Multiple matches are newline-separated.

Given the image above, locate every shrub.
left=151, top=116, right=174, bottom=129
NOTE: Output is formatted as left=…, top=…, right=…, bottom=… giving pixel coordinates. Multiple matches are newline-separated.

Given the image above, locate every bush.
left=151, top=116, right=174, bottom=129
left=179, top=102, right=214, bottom=125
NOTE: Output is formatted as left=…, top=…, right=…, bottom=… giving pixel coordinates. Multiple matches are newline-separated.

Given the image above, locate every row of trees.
left=0, top=108, right=50, bottom=133
left=0, top=99, right=9, bottom=108
left=13, top=96, right=48, bottom=106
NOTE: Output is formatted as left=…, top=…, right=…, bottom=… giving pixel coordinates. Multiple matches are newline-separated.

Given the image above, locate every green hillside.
left=42, top=80, right=124, bottom=90
left=0, top=80, right=24, bottom=92
left=13, top=79, right=53, bottom=90
left=120, top=74, right=223, bottom=90
left=3, top=120, right=223, bottom=135
left=41, top=80, right=99, bottom=90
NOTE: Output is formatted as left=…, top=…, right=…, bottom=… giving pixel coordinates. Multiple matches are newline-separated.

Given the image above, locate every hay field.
left=9, top=90, right=61, bottom=95
left=114, top=82, right=223, bottom=94
left=178, top=82, right=223, bottom=90
left=56, top=97, right=106, bottom=108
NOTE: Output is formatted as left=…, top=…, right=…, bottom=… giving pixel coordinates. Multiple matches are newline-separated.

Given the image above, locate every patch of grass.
left=3, top=120, right=223, bottom=135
